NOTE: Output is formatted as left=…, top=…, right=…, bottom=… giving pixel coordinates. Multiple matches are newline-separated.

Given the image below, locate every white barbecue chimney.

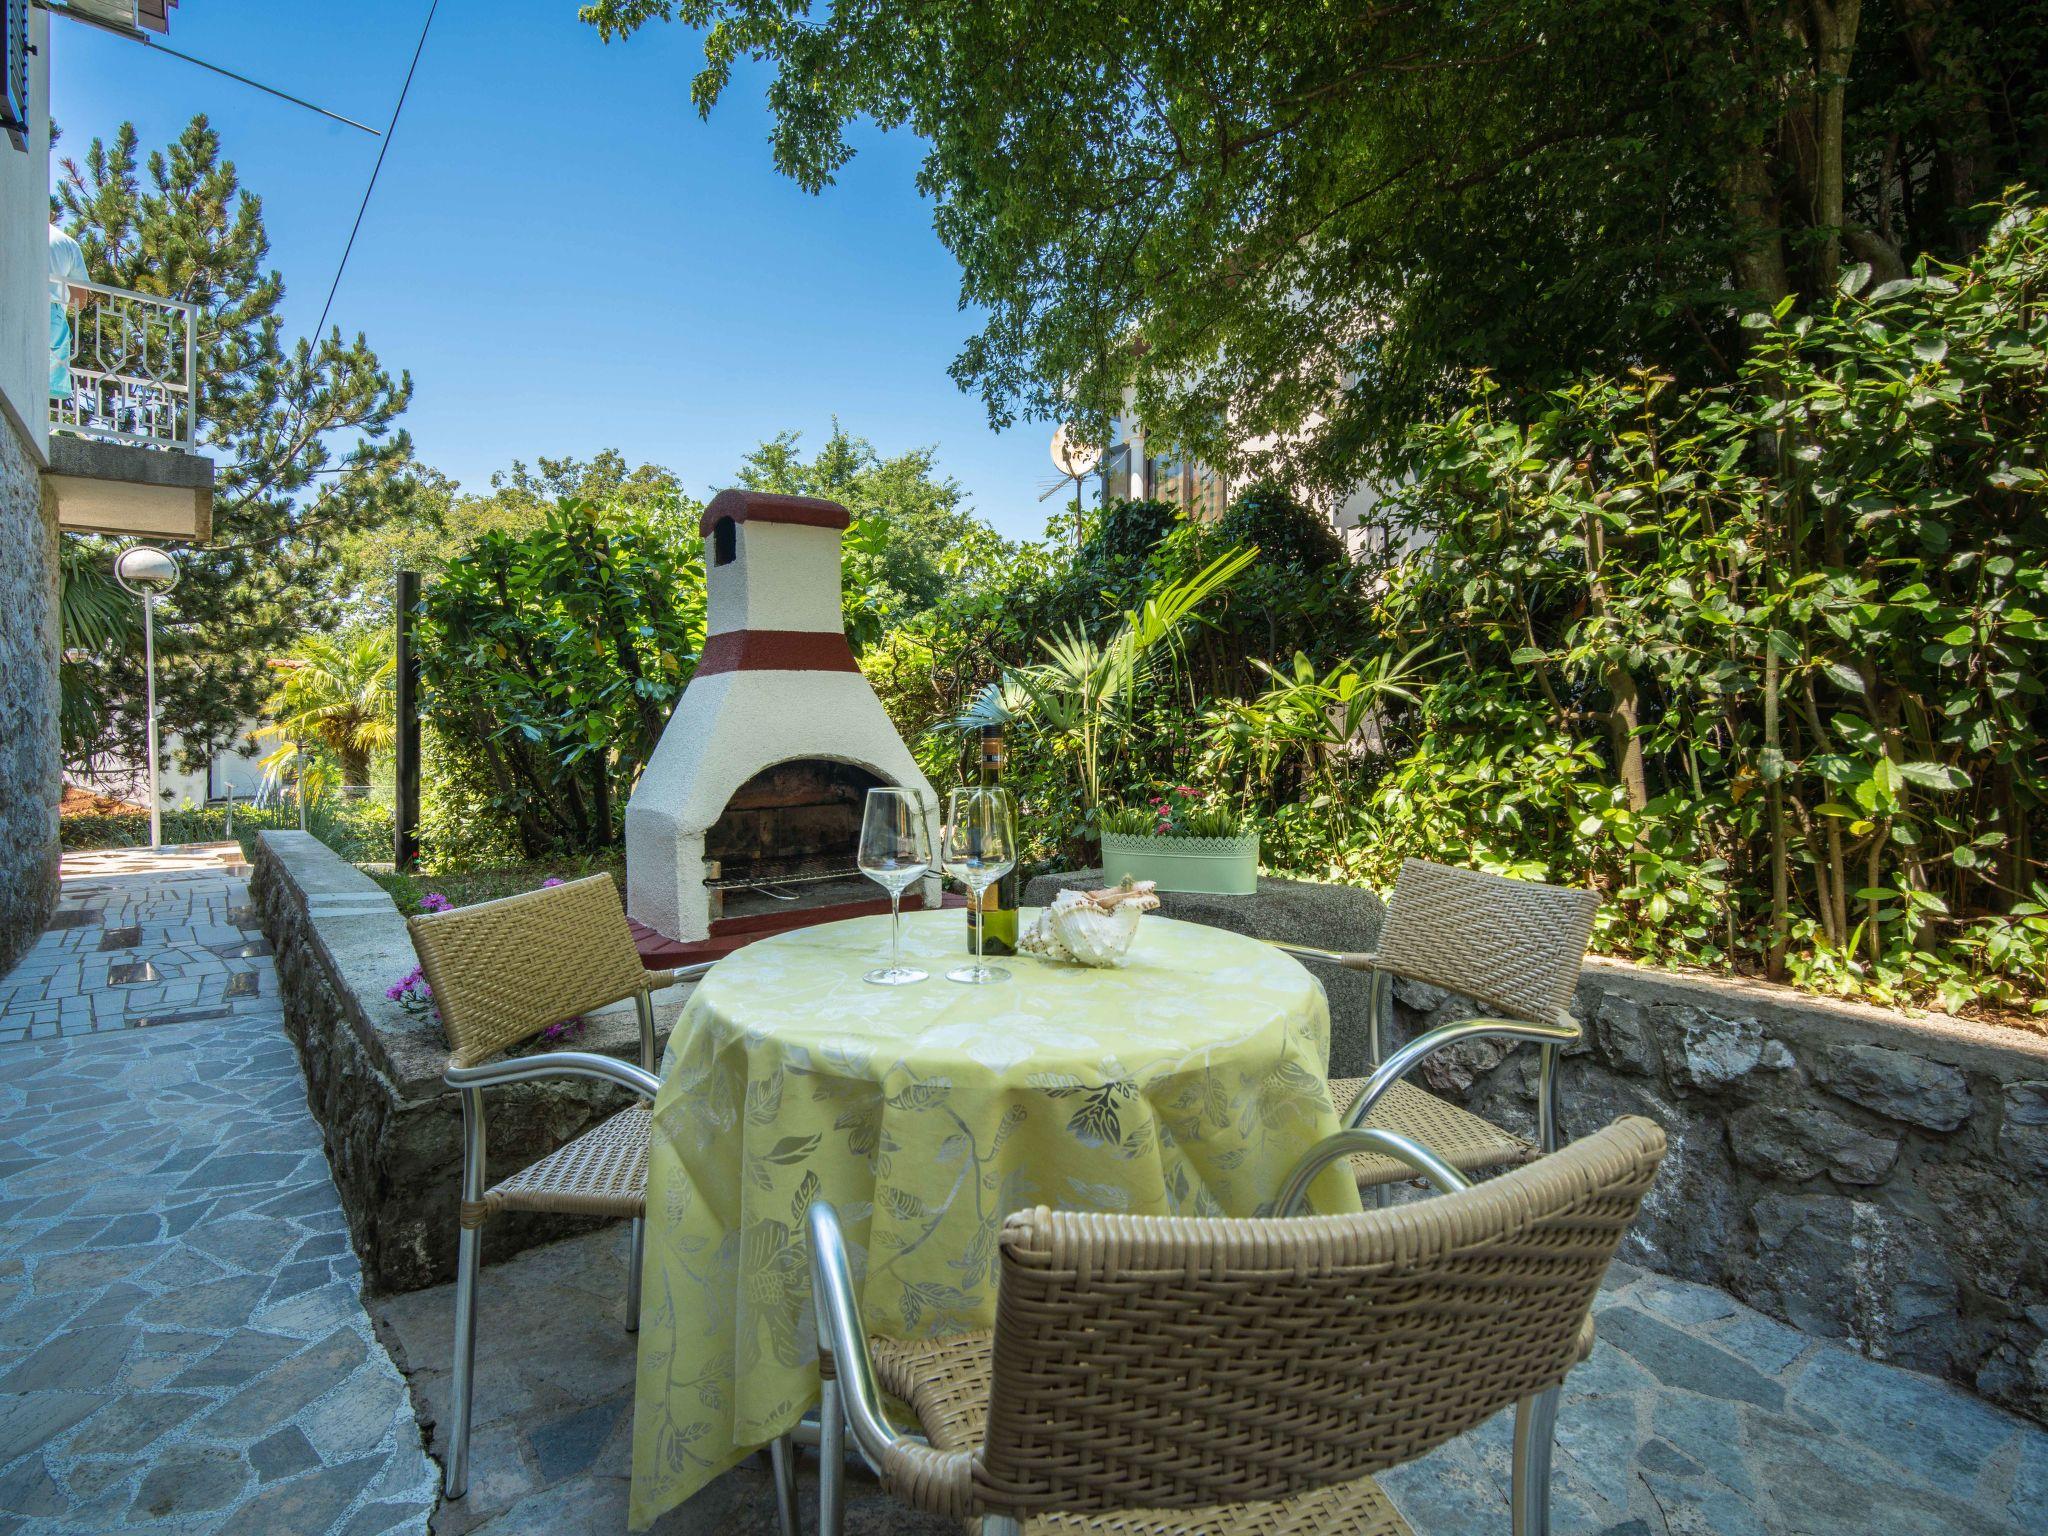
left=624, top=490, right=941, bottom=956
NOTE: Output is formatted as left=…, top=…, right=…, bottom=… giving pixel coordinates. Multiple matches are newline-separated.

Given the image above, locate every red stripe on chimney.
left=695, top=629, right=860, bottom=676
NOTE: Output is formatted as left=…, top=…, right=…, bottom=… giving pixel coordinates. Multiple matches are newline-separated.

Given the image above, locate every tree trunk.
left=1763, top=648, right=1791, bottom=979
left=1898, top=0, right=1994, bottom=249
left=1724, top=142, right=1793, bottom=306
left=1807, top=0, right=1863, bottom=291
left=1581, top=508, right=1650, bottom=813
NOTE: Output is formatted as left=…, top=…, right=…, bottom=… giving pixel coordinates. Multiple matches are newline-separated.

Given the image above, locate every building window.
left=2, top=0, right=29, bottom=153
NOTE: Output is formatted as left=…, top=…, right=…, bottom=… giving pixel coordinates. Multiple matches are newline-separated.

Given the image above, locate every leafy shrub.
left=417, top=497, right=705, bottom=858
left=1367, top=198, right=2048, bottom=1012
left=61, top=797, right=393, bottom=863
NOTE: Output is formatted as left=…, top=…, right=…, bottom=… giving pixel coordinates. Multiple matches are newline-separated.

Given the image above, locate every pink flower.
left=541, top=876, right=565, bottom=888
left=418, top=892, right=452, bottom=913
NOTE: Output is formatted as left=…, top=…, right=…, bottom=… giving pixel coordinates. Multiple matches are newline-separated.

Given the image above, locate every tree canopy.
left=581, top=0, right=2047, bottom=502
left=57, top=116, right=421, bottom=769
left=733, top=421, right=1003, bottom=626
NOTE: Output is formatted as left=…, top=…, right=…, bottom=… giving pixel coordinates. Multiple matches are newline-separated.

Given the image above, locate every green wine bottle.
left=969, top=725, right=1020, bottom=956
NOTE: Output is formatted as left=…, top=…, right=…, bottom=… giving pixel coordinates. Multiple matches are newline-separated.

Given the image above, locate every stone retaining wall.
left=1027, top=870, right=2048, bottom=1425
left=252, top=831, right=687, bottom=1293
left=0, top=417, right=59, bottom=979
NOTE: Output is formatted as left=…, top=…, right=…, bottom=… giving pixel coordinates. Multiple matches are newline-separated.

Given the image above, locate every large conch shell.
left=1019, top=878, right=1160, bottom=967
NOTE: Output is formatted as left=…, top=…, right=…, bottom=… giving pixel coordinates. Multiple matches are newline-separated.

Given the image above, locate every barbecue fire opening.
left=702, top=758, right=886, bottom=921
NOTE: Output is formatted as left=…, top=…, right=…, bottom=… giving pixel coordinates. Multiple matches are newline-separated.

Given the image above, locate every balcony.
left=44, top=278, right=214, bottom=542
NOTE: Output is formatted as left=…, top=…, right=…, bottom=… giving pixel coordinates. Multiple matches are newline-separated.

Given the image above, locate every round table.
left=628, top=907, right=1360, bottom=1528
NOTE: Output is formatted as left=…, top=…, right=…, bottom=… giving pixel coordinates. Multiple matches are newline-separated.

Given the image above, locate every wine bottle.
left=968, top=725, right=1021, bottom=956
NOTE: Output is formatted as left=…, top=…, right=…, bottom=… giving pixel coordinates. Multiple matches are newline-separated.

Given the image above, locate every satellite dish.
left=1050, top=424, right=1102, bottom=479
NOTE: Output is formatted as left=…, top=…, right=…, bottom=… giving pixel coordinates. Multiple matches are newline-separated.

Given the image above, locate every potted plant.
left=1099, top=787, right=1259, bottom=896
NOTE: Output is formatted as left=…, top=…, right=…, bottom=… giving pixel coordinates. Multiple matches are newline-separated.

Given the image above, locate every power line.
left=36, top=2, right=378, bottom=133
left=311, top=0, right=439, bottom=345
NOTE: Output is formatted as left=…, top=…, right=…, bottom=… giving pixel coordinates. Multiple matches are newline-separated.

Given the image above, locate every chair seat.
left=474, top=1104, right=650, bottom=1223
left=1327, top=1077, right=1534, bottom=1189
left=871, top=1332, right=1412, bottom=1536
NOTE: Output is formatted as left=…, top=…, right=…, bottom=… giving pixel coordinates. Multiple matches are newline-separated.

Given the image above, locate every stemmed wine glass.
left=858, top=788, right=932, bottom=985
left=942, top=786, right=1015, bottom=985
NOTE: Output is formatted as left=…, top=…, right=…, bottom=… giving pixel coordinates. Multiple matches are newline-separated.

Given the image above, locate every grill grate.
left=703, top=862, right=865, bottom=892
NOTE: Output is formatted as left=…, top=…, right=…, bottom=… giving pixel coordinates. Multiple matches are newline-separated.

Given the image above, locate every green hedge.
left=61, top=800, right=394, bottom=864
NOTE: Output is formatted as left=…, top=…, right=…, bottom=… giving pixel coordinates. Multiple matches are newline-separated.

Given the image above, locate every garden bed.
left=368, top=851, right=625, bottom=914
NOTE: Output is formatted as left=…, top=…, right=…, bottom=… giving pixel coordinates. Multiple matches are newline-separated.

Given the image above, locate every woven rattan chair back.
left=407, top=875, right=653, bottom=1068
left=970, top=1115, right=1665, bottom=1519
left=1373, top=858, right=1599, bottom=1025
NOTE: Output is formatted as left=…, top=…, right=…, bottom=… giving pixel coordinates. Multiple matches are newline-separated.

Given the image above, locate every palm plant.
left=1203, top=645, right=1432, bottom=800
left=959, top=546, right=1258, bottom=814
left=254, top=630, right=396, bottom=796
left=57, top=538, right=135, bottom=767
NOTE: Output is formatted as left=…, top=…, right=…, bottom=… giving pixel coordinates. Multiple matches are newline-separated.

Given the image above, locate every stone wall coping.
left=254, top=831, right=687, bottom=1104
left=1582, top=953, right=2048, bottom=1071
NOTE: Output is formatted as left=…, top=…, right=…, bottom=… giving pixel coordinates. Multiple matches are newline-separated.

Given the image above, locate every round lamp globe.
left=113, top=545, right=180, bottom=597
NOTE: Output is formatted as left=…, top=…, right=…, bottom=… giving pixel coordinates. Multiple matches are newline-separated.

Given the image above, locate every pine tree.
left=56, top=116, right=426, bottom=774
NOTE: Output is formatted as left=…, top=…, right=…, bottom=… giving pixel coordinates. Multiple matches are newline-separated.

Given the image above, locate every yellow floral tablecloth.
left=628, top=908, right=1360, bottom=1529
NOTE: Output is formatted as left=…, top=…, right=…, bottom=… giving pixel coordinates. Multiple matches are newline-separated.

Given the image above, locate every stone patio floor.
left=374, top=1223, right=2048, bottom=1536
left=3, top=848, right=2046, bottom=1535
left=0, top=847, right=435, bottom=1535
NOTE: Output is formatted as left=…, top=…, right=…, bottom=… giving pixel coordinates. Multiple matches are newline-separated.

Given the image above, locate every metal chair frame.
left=792, top=1122, right=1594, bottom=1536
left=1274, top=948, right=1578, bottom=1158
left=422, top=928, right=712, bottom=1500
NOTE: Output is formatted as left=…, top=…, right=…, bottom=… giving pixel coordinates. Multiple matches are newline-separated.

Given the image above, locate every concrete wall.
left=1, top=8, right=51, bottom=463
left=1028, top=869, right=2048, bottom=1427
left=0, top=415, right=59, bottom=977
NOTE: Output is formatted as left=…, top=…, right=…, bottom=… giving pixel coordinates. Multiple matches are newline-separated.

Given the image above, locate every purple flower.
left=387, top=964, right=435, bottom=1015
left=541, top=876, right=565, bottom=888
left=418, top=892, right=452, bottom=913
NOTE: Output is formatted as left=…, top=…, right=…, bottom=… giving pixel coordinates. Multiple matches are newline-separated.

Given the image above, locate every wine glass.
left=858, top=788, right=931, bottom=985
left=942, top=786, right=1015, bottom=985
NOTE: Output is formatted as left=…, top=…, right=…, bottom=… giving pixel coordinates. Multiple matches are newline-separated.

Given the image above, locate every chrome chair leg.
left=625, top=1215, right=644, bottom=1333
left=769, top=1432, right=800, bottom=1536
left=444, top=1223, right=482, bottom=1499
left=819, top=1377, right=845, bottom=1536
left=1538, top=1042, right=1563, bottom=1154
left=1511, top=1386, right=1560, bottom=1536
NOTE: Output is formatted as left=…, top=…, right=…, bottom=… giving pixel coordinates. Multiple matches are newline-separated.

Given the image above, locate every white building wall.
left=0, top=8, right=52, bottom=465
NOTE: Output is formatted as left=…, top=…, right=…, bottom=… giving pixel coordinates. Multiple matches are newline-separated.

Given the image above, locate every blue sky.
left=49, top=1, right=1064, bottom=541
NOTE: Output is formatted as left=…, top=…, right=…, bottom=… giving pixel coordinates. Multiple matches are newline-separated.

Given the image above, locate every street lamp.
left=112, top=545, right=180, bottom=851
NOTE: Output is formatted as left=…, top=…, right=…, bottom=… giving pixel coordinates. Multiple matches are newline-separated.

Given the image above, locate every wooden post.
left=394, top=568, right=422, bottom=872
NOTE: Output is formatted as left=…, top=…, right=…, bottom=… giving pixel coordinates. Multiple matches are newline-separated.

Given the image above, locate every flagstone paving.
left=6, top=847, right=2047, bottom=1535
left=0, top=850, right=435, bottom=1535
left=375, top=1225, right=2048, bottom=1536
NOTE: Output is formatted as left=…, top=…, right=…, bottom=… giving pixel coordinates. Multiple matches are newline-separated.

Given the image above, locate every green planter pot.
left=1099, top=830, right=1260, bottom=897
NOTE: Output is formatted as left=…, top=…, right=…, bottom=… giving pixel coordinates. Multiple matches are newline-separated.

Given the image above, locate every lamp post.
left=112, top=545, right=180, bottom=851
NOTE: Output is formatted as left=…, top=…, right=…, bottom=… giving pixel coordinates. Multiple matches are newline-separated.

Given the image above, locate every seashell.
left=1019, top=879, right=1158, bottom=967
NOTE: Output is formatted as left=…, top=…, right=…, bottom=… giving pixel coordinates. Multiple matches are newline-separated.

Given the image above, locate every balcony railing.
left=50, top=279, right=198, bottom=451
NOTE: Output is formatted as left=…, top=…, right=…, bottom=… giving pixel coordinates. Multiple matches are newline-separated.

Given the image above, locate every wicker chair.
left=1275, top=858, right=1600, bottom=1193
left=405, top=874, right=707, bottom=1501
left=794, top=1115, right=1666, bottom=1536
